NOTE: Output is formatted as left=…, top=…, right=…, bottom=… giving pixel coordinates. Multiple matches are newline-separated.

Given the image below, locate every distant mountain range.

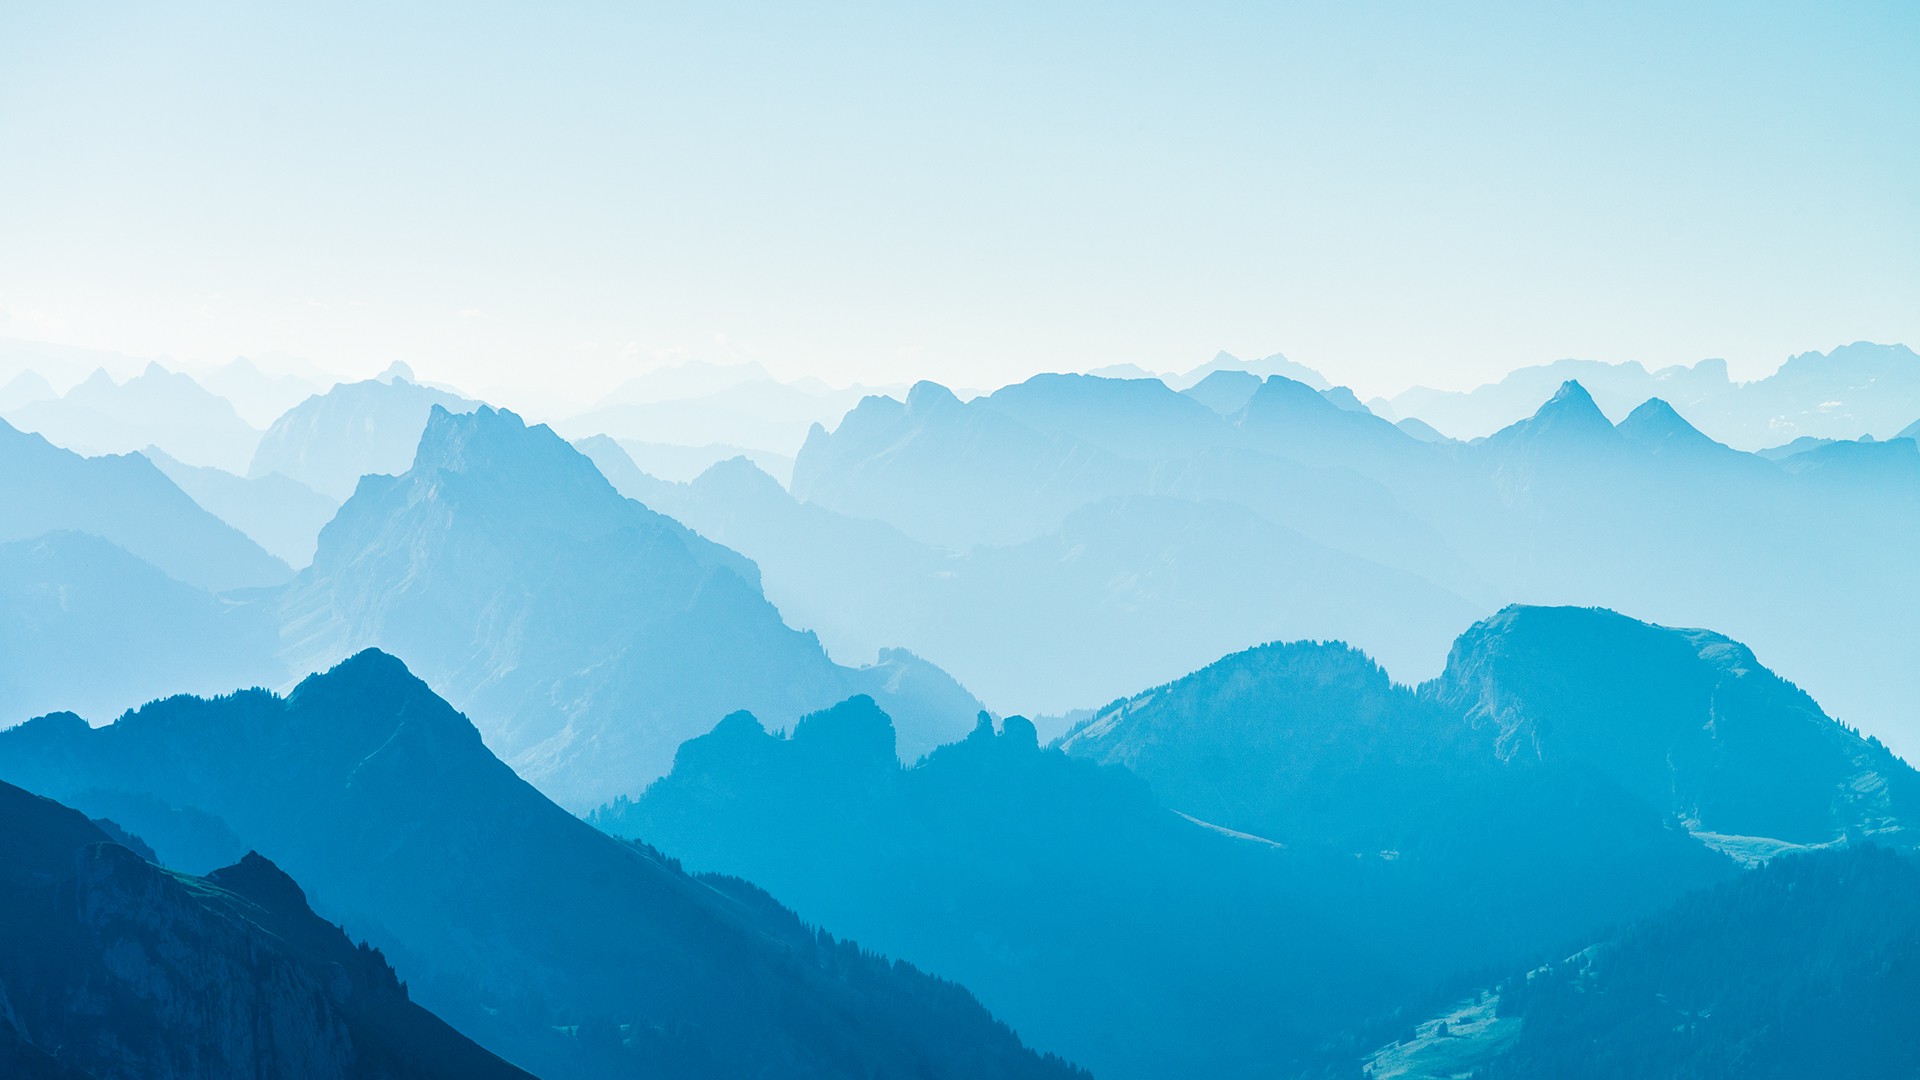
left=142, top=445, right=339, bottom=567
left=0, top=653, right=1082, bottom=1080
left=773, top=370, right=1920, bottom=754
left=0, top=778, right=530, bottom=1079
left=1385, top=341, right=1920, bottom=449
left=0, top=417, right=289, bottom=593
left=2, top=363, right=261, bottom=473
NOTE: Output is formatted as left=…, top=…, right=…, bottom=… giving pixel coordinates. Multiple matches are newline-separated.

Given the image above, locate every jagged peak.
left=791, top=694, right=898, bottom=761
left=380, top=360, right=416, bottom=384
left=205, top=850, right=314, bottom=917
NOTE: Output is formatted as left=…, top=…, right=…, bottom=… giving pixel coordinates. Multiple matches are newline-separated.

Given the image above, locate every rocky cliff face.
left=0, top=780, right=529, bottom=1080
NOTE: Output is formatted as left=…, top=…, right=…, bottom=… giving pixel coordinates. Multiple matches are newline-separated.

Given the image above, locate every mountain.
left=0, top=418, right=292, bottom=592
left=604, top=684, right=1728, bottom=1080
left=1431, top=605, right=1920, bottom=858
left=0, top=778, right=530, bottom=1079
left=3, top=363, right=262, bottom=472
left=624, top=452, right=1481, bottom=717
left=1389, top=341, right=1920, bottom=449
left=0, top=653, right=1080, bottom=1080
left=781, top=370, right=1920, bottom=753
left=1390, top=357, right=1732, bottom=441
left=196, top=356, right=327, bottom=427
left=0, top=370, right=54, bottom=412
left=143, top=446, right=340, bottom=566
left=1172, top=349, right=1330, bottom=390
left=1181, top=368, right=1263, bottom=414
left=0, top=531, right=279, bottom=725
left=792, top=380, right=1145, bottom=549
left=1474, top=845, right=1920, bottom=1079
left=248, top=372, right=479, bottom=499
left=277, top=405, right=979, bottom=806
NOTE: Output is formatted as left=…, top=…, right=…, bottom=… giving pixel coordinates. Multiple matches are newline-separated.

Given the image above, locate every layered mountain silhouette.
left=196, top=355, right=326, bottom=427
left=248, top=370, right=479, bottom=500
left=2, top=363, right=262, bottom=473
left=276, top=404, right=979, bottom=807
left=601, top=669, right=1736, bottom=1077
left=1069, top=605, right=1917, bottom=859
left=609, top=605, right=1916, bottom=1079
left=0, top=531, right=278, bottom=724
left=780, top=369, right=1920, bottom=750
left=0, top=418, right=291, bottom=592
left=0, top=653, right=1080, bottom=1080
left=1387, top=341, right=1920, bottom=448
left=0, top=778, right=529, bottom=1079
left=143, top=445, right=339, bottom=566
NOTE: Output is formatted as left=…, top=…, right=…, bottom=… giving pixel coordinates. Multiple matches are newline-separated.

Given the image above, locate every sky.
left=1, top=1, right=1915, bottom=402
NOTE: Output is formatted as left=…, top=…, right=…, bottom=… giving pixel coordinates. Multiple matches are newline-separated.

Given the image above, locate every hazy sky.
left=2, top=1, right=1914, bottom=400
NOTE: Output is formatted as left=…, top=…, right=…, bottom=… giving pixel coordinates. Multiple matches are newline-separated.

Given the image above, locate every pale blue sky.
left=1, top=1, right=1914, bottom=399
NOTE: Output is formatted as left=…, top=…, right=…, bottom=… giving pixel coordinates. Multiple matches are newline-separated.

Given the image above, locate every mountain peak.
left=204, top=850, right=314, bottom=917
left=1488, top=378, right=1617, bottom=447
left=905, top=380, right=961, bottom=414
left=1617, top=397, right=1727, bottom=455
left=792, top=694, right=898, bottom=763
left=380, top=361, right=415, bottom=384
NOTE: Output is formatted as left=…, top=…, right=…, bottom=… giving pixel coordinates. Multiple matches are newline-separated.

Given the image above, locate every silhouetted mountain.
left=0, top=778, right=529, bottom=1079
left=0, top=531, right=279, bottom=724
left=278, top=405, right=979, bottom=806
left=792, top=380, right=1144, bottom=549
left=630, top=452, right=1481, bottom=716
left=1173, top=349, right=1329, bottom=390
left=1433, top=606, right=1920, bottom=858
left=1181, top=368, right=1262, bottom=414
left=1476, top=845, right=1920, bottom=1079
left=248, top=372, right=478, bottom=499
left=0, top=654, right=1079, bottom=1080
left=780, top=369, right=1920, bottom=751
left=604, top=669, right=1732, bottom=1080
left=1391, top=341, right=1920, bottom=448
left=3, top=363, right=261, bottom=472
left=0, top=370, right=54, bottom=412
left=0, top=418, right=291, bottom=592
left=196, top=355, right=327, bottom=427
left=143, top=446, right=340, bottom=566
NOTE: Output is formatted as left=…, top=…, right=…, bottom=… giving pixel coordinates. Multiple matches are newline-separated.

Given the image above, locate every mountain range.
left=274, top=404, right=980, bottom=807
left=3, top=363, right=262, bottom=473
left=0, top=417, right=290, bottom=593
left=0, top=651, right=1080, bottom=1080
left=599, top=604, right=1915, bottom=1079
left=1384, top=341, right=1920, bottom=449
left=774, top=370, right=1920, bottom=753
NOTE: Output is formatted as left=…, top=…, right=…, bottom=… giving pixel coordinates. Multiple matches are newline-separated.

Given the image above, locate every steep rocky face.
left=0, top=780, right=530, bottom=1080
